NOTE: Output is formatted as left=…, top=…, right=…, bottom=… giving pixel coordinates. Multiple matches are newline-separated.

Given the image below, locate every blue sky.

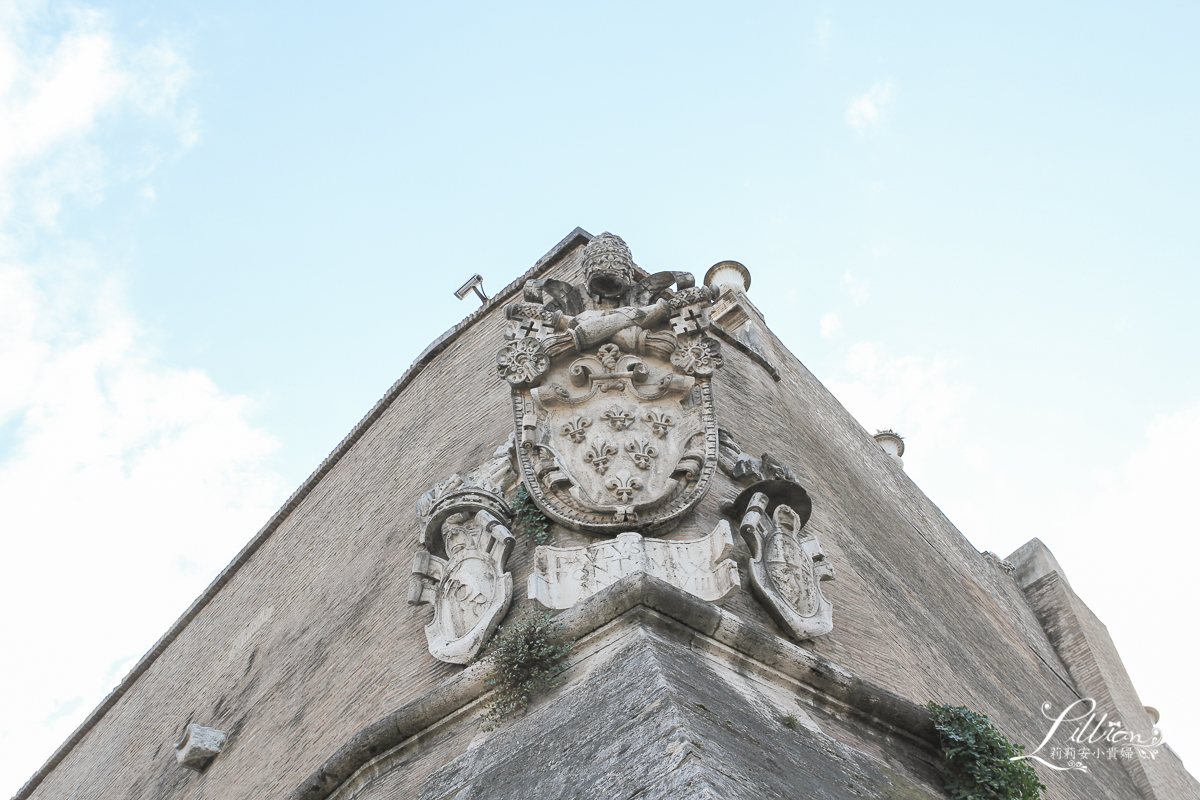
left=2, top=1, right=1198, bottom=794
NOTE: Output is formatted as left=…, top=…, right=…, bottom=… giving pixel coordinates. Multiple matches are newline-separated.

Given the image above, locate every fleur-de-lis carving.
left=561, top=416, right=591, bottom=443
left=605, top=469, right=643, bottom=503
left=644, top=409, right=674, bottom=438
left=601, top=407, right=635, bottom=431
left=597, top=343, right=621, bottom=372
left=584, top=441, right=618, bottom=474
left=625, top=439, right=658, bottom=470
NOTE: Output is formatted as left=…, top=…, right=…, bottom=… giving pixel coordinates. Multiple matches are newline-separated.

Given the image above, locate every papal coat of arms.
left=497, top=233, right=723, bottom=534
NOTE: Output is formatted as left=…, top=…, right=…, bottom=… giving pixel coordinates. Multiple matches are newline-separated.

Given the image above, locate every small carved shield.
left=411, top=509, right=515, bottom=664
left=408, top=447, right=517, bottom=665
left=762, top=516, right=821, bottom=618
left=434, top=540, right=509, bottom=645
left=738, top=491, right=836, bottom=640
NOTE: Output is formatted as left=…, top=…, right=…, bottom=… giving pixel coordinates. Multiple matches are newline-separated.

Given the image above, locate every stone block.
left=173, top=724, right=226, bottom=772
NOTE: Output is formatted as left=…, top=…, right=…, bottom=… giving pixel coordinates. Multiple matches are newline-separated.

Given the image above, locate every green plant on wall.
left=926, top=703, right=1046, bottom=800
left=512, top=482, right=551, bottom=545
left=478, top=610, right=573, bottom=729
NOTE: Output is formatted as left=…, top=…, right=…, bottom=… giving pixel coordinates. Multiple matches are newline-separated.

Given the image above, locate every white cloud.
left=824, top=335, right=1200, bottom=767
left=0, top=7, right=280, bottom=796
left=826, top=342, right=972, bottom=456
left=1039, top=404, right=1200, bottom=767
left=846, top=79, right=895, bottom=132
left=816, top=16, right=833, bottom=50
left=0, top=4, right=196, bottom=225
left=839, top=270, right=870, bottom=305
left=0, top=13, right=120, bottom=164
left=819, top=311, right=842, bottom=339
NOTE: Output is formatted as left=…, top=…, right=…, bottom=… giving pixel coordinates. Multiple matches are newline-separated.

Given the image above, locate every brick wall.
left=22, top=231, right=1190, bottom=800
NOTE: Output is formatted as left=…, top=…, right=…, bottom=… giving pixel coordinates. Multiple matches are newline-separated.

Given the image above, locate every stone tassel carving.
left=408, top=440, right=517, bottom=664
left=738, top=491, right=836, bottom=640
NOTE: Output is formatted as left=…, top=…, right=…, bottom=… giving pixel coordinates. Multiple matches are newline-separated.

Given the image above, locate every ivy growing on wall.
left=478, top=610, right=573, bottom=729
left=926, top=702, right=1046, bottom=800
left=512, top=482, right=551, bottom=545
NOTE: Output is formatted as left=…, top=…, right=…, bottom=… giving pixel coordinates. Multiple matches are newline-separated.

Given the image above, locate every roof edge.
left=14, top=226, right=594, bottom=800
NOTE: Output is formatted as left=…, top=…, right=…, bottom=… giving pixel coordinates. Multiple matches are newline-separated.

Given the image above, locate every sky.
left=1, top=0, right=1197, bottom=794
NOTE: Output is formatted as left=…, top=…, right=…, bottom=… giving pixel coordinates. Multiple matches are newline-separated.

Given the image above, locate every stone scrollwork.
left=500, top=231, right=723, bottom=534
left=408, top=440, right=518, bottom=664
left=736, top=488, right=836, bottom=641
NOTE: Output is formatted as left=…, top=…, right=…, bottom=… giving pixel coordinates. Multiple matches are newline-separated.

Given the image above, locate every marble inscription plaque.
left=528, top=521, right=739, bottom=609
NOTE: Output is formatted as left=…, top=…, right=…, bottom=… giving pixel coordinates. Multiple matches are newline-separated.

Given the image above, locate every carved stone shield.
left=408, top=444, right=517, bottom=664
left=512, top=339, right=719, bottom=533
left=500, top=240, right=723, bottom=534
left=438, top=550, right=501, bottom=636
left=410, top=507, right=515, bottom=664
left=762, top=516, right=822, bottom=617
left=427, top=510, right=513, bottom=661
left=738, top=490, right=836, bottom=641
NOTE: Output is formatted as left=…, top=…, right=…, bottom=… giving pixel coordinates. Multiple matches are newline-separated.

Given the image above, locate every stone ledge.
left=710, top=321, right=781, bottom=381
left=287, top=572, right=936, bottom=800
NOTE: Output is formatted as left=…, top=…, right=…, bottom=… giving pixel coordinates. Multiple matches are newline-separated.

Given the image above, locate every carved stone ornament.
left=497, top=336, right=550, bottom=387
left=737, top=490, right=836, bottom=640
left=528, top=522, right=739, bottom=609
left=408, top=441, right=518, bottom=664
left=717, top=427, right=800, bottom=487
left=581, top=231, right=639, bottom=298
left=982, top=550, right=1016, bottom=574
left=501, top=232, right=723, bottom=534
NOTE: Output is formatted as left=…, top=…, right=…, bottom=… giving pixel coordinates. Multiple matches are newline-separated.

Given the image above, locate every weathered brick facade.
left=18, top=229, right=1198, bottom=800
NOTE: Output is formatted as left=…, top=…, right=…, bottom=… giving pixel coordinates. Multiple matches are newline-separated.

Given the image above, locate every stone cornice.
left=287, top=572, right=938, bottom=800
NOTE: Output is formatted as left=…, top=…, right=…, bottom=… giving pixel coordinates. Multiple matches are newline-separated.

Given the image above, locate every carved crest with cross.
left=497, top=232, right=724, bottom=534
